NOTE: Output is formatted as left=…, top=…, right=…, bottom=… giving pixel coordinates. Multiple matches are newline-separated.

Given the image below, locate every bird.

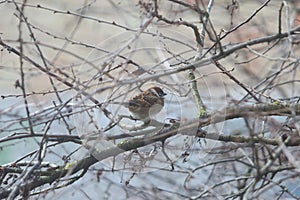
left=113, top=87, right=167, bottom=121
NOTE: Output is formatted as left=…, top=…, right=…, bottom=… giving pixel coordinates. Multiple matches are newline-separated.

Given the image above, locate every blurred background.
left=1, top=0, right=300, bottom=199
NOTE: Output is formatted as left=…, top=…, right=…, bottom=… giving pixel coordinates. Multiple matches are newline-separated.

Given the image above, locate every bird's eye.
left=160, top=91, right=167, bottom=97
left=151, top=87, right=167, bottom=97
left=157, top=89, right=166, bottom=97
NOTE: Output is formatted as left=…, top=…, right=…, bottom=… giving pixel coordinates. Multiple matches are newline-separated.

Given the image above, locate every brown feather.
left=128, top=87, right=166, bottom=120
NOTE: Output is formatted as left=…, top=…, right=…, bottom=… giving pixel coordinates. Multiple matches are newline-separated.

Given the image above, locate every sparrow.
left=114, top=87, right=167, bottom=121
